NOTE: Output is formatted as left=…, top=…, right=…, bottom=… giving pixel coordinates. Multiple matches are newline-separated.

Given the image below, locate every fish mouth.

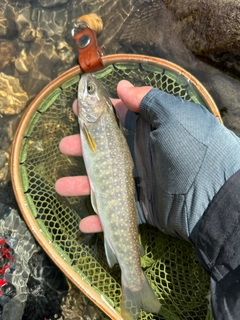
left=78, top=73, right=101, bottom=123
left=78, top=73, right=87, bottom=95
left=78, top=73, right=96, bottom=103
left=78, top=74, right=90, bottom=104
left=78, top=73, right=95, bottom=92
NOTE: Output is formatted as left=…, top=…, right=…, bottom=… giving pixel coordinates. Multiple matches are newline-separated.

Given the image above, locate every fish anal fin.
left=104, top=237, right=118, bottom=268
left=121, top=272, right=161, bottom=320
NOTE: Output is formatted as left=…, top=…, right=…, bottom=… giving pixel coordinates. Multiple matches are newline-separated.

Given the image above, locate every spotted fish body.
left=78, top=74, right=161, bottom=319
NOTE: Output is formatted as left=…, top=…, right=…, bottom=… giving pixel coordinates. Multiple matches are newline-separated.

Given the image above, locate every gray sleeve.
left=134, top=88, right=240, bottom=240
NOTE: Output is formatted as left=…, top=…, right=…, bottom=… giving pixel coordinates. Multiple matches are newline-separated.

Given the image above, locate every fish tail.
left=121, top=272, right=161, bottom=320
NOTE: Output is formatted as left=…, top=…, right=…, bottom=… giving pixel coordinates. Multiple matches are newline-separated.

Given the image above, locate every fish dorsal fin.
left=90, top=189, right=98, bottom=214
left=82, top=123, right=96, bottom=152
left=104, top=237, right=118, bottom=268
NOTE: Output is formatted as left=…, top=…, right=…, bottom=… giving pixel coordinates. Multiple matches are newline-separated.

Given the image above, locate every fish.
left=77, top=73, right=161, bottom=320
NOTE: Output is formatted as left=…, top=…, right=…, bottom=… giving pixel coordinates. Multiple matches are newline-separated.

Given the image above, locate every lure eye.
left=87, top=82, right=95, bottom=94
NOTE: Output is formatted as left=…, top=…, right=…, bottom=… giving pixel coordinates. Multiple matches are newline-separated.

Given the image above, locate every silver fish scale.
left=81, top=108, right=145, bottom=292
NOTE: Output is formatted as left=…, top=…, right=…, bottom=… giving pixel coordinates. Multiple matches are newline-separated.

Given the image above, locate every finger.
left=79, top=215, right=103, bottom=233
left=59, top=135, right=82, bottom=156
left=117, top=80, right=152, bottom=113
left=73, top=99, right=78, bottom=116
left=55, top=176, right=90, bottom=196
left=111, top=98, right=128, bottom=124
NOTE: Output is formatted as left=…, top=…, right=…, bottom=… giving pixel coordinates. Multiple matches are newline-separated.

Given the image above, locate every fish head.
left=78, top=73, right=108, bottom=124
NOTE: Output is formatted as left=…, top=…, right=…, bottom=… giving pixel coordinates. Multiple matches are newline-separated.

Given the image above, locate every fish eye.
left=87, top=82, right=95, bottom=94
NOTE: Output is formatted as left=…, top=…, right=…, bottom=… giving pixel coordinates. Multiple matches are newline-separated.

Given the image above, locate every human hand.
left=56, top=77, right=240, bottom=320
left=55, top=80, right=152, bottom=233
left=56, top=76, right=240, bottom=242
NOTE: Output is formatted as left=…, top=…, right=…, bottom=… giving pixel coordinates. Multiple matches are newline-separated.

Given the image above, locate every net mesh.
left=18, top=62, right=213, bottom=320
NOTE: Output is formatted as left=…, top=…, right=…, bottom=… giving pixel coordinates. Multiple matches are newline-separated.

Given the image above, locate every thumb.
left=117, top=80, right=153, bottom=113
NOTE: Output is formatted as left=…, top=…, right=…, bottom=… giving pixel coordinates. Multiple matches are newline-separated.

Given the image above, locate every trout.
left=78, top=74, right=161, bottom=320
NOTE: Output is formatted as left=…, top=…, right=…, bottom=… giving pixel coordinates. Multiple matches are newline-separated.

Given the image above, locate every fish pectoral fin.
left=104, top=237, right=118, bottom=268
left=90, top=189, right=98, bottom=213
left=82, top=123, right=96, bottom=152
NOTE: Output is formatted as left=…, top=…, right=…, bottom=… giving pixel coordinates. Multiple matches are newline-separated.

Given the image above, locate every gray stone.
left=15, top=38, right=75, bottom=98
left=0, top=1, right=17, bottom=37
left=0, top=72, right=28, bottom=115
left=15, top=4, right=68, bottom=42
left=0, top=4, right=8, bottom=36
left=0, top=150, right=6, bottom=169
left=38, top=0, right=68, bottom=8
left=163, top=0, right=240, bottom=58
left=0, top=209, right=39, bottom=320
left=2, top=297, right=24, bottom=320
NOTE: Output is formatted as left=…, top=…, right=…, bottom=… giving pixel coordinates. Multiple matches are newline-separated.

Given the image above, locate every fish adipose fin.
left=104, top=237, right=118, bottom=268
left=121, top=272, right=161, bottom=320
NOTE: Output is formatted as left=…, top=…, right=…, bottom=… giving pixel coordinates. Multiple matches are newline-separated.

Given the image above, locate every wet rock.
left=15, top=39, right=75, bottom=75
left=14, top=48, right=29, bottom=74
left=0, top=183, right=18, bottom=213
left=0, top=39, right=17, bottom=69
left=0, top=115, right=22, bottom=183
left=6, top=114, right=22, bottom=143
left=207, top=73, right=240, bottom=136
left=0, top=150, right=9, bottom=185
left=38, top=0, right=68, bottom=8
left=0, top=165, right=9, bottom=185
left=60, top=283, right=104, bottom=320
left=0, top=4, right=8, bottom=36
left=56, top=39, right=76, bottom=66
left=0, top=151, right=6, bottom=170
left=0, top=209, right=39, bottom=320
left=15, top=3, right=68, bottom=42
left=15, top=38, right=75, bottom=98
left=15, top=4, right=44, bottom=42
left=16, top=39, right=59, bottom=76
left=164, top=0, right=240, bottom=56
left=0, top=72, right=28, bottom=115
left=0, top=196, right=68, bottom=320
left=0, top=1, right=17, bottom=37
left=23, top=251, right=68, bottom=320
left=19, top=66, right=51, bottom=100
left=162, top=0, right=240, bottom=78
left=2, top=297, right=24, bottom=320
